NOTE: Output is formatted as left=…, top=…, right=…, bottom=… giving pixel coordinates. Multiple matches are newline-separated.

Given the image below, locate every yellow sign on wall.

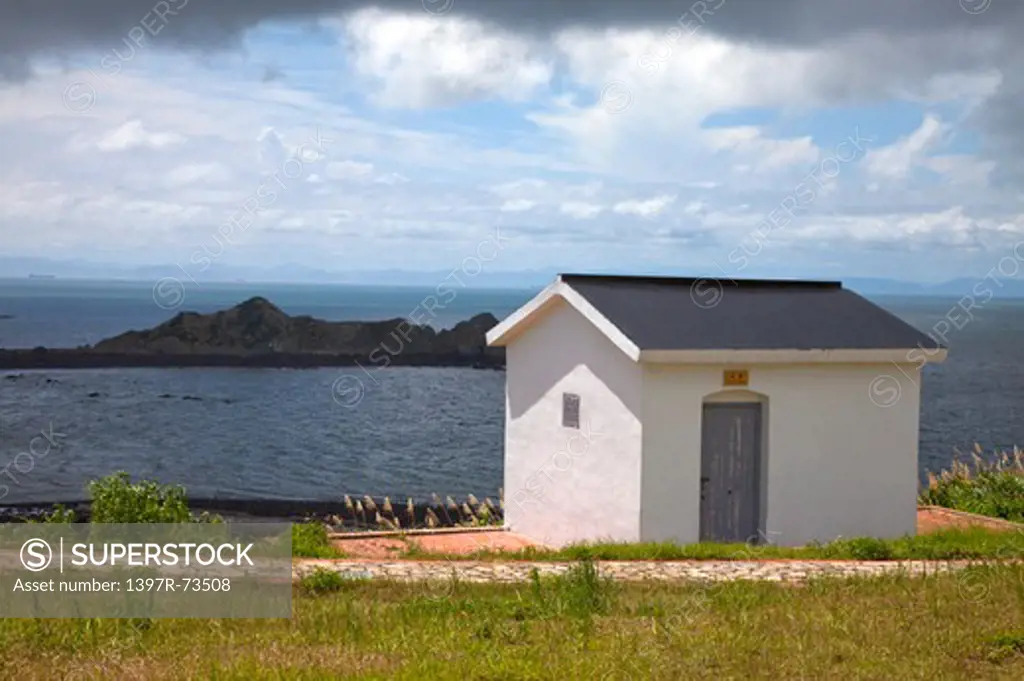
left=723, top=369, right=749, bottom=386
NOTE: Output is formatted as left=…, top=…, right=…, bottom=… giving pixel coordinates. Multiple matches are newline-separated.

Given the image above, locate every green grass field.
left=2, top=561, right=1024, bottom=679
left=402, top=527, right=1024, bottom=562
left=7, top=470, right=1023, bottom=677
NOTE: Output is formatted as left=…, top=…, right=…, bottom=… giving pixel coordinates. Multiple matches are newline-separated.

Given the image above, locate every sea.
left=1, top=278, right=1023, bottom=505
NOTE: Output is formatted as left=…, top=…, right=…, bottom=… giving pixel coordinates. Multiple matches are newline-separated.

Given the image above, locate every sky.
left=1, top=0, right=1023, bottom=284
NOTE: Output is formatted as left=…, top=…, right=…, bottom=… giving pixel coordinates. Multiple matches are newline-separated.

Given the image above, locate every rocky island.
left=0, top=297, right=504, bottom=369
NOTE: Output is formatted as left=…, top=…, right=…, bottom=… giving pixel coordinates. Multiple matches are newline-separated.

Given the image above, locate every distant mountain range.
left=2, top=256, right=1024, bottom=298
left=841, top=277, right=1024, bottom=298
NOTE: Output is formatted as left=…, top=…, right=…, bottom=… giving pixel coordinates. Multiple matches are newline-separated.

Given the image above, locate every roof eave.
left=638, top=348, right=949, bottom=364
left=486, top=276, right=641, bottom=361
left=485, top=278, right=561, bottom=347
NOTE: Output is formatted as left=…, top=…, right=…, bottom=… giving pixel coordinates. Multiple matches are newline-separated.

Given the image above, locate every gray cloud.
left=1, top=0, right=1022, bottom=82
left=261, top=65, right=285, bottom=83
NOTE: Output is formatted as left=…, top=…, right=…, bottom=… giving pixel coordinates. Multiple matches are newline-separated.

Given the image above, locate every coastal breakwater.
left=0, top=495, right=504, bottom=530
left=0, top=296, right=504, bottom=370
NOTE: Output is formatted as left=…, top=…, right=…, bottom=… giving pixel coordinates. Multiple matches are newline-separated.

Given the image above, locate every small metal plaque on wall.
left=723, top=369, right=749, bottom=386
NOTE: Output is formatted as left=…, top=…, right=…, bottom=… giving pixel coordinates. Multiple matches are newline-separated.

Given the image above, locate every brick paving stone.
left=294, top=559, right=999, bottom=584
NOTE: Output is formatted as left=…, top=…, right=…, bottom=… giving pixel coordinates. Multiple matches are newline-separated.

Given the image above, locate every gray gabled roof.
left=560, top=274, right=942, bottom=351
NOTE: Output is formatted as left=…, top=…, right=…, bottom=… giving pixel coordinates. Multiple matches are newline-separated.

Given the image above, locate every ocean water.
left=1, top=279, right=1023, bottom=504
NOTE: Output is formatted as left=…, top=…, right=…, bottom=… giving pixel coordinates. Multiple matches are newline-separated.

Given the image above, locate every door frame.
left=699, top=391, right=769, bottom=544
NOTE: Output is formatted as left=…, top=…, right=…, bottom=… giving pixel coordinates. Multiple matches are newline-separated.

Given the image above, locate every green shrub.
left=920, top=448, right=1024, bottom=522
left=291, top=522, right=344, bottom=558
left=822, top=537, right=894, bottom=561
left=297, top=567, right=353, bottom=595
left=87, top=472, right=219, bottom=523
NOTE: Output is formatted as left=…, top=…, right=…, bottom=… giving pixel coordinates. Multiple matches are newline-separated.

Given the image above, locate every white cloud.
left=777, top=206, right=993, bottom=249
left=500, top=198, right=536, bottom=212
left=375, top=172, right=409, bottom=185
left=683, top=200, right=706, bottom=216
left=341, top=8, right=553, bottom=108
left=703, top=127, right=819, bottom=172
left=165, top=163, right=233, bottom=187
left=278, top=216, right=307, bottom=230
left=491, top=178, right=547, bottom=196
left=325, top=160, right=375, bottom=180
left=923, top=155, right=995, bottom=187
left=525, top=24, right=1002, bottom=186
left=96, top=120, right=184, bottom=152
left=560, top=201, right=604, bottom=219
left=612, top=194, right=676, bottom=218
left=864, top=114, right=949, bottom=181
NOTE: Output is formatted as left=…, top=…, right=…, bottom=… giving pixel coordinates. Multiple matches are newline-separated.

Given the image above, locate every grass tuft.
left=816, top=536, right=894, bottom=561
left=920, top=447, right=1024, bottom=522
left=984, top=631, right=1024, bottom=663
left=297, top=568, right=358, bottom=595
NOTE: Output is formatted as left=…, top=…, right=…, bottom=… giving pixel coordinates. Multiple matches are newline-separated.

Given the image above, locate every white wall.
left=640, top=363, right=922, bottom=546
left=504, top=299, right=643, bottom=547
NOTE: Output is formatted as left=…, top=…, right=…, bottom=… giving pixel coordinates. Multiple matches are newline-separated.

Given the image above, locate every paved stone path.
left=294, top=559, right=989, bottom=584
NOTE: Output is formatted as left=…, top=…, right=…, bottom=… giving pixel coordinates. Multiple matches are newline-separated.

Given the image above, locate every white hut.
left=487, top=274, right=947, bottom=547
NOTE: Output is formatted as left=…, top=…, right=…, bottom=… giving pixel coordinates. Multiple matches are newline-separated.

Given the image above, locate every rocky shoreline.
left=0, top=495, right=504, bottom=530
left=0, top=296, right=505, bottom=370
left=0, top=349, right=504, bottom=370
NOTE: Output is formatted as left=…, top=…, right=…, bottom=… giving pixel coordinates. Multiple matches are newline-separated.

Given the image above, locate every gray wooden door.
left=699, top=403, right=762, bottom=543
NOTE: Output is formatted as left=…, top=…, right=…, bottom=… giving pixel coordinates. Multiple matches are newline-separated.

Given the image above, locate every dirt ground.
left=331, top=531, right=537, bottom=559
left=916, top=505, right=1022, bottom=534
